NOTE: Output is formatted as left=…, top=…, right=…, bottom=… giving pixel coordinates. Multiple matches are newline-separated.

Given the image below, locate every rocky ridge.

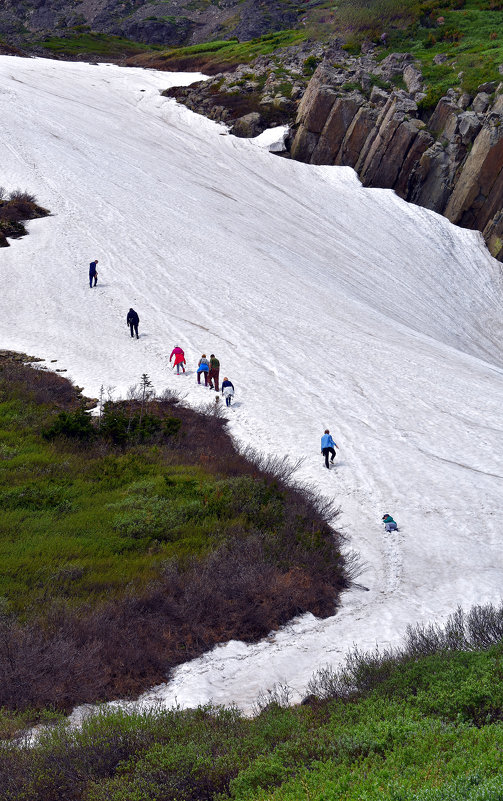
left=289, top=47, right=503, bottom=261
left=0, top=0, right=317, bottom=48
left=168, top=41, right=503, bottom=260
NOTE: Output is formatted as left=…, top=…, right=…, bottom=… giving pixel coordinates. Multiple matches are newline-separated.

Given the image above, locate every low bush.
left=1, top=605, right=503, bottom=800
left=0, top=189, right=49, bottom=246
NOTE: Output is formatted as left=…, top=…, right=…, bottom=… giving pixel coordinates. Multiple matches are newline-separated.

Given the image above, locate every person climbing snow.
left=208, top=354, right=220, bottom=391
left=170, top=346, right=186, bottom=374
left=382, top=514, right=398, bottom=532
left=126, top=308, right=139, bottom=339
left=197, top=354, right=210, bottom=385
left=221, top=377, right=234, bottom=407
left=89, top=259, right=98, bottom=288
left=321, top=429, right=338, bottom=469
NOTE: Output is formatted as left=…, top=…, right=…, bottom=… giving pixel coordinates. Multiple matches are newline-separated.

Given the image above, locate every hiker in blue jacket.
left=197, top=354, right=210, bottom=386
left=89, top=259, right=98, bottom=288
left=321, top=429, right=338, bottom=469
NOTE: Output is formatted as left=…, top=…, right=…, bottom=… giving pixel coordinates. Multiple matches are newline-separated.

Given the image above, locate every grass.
left=2, top=606, right=503, bottom=799
left=37, top=32, right=164, bottom=57
left=0, top=367, right=335, bottom=615
left=0, top=357, right=348, bottom=712
left=382, top=0, right=503, bottom=107
left=127, top=29, right=308, bottom=72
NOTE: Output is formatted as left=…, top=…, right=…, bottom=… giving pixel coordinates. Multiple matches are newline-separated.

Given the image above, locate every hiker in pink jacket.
left=170, top=346, right=186, bottom=374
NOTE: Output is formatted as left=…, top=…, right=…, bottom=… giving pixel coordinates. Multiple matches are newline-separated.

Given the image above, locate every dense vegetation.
left=37, top=32, right=164, bottom=58
left=2, top=604, right=503, bottom=800
left=0, top=356, right=348, bottom=711
left=0, top=190, right=49, bottom=247
left=38, top=29, right=308, bottom=72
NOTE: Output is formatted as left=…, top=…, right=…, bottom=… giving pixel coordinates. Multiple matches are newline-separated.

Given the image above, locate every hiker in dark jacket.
left=208, top=354, right=220, bottom=391
left=127, top=308, right=139, bottom=339
left=89, top=259, right=98, bottom=288
left=221, top=377, right=234, bottom=407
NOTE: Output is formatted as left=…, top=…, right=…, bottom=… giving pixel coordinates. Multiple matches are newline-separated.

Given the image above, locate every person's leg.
left=226, top=395, right=231, bottom=406
left=93, top=274, right=97, bottom=286
left=204, top=372, right=208, bottom=386
left=208, top=369, right=214, bottom=389
left=130, top=323, right=134, bottom=337
left=329, top=447, right=335, bottom=463
left=214, top=371, right=220, bottom=392
left=323, top=448, right=329, bottom=468
left=197, top=372, right=201, bottom=384
left=89, top=276, right=93, bottom=288
left=135, top=324, right=139, bottom=339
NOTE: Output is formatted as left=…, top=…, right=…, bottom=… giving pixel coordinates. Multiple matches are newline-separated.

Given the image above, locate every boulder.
left=433, top=53, right=448, bottom=65
left=458, top=112, right=481, bottom=145
left=458, top=92, right=472, bottom=110
left=231, top=112, right=262, bottom=138
left=428, top=97, right=459, bottom=137
left=477, top=81, right=497, bottom=93
left=370, top=85, right=389, bottom=106
left=472, top=92, right=490, bottom=114
left=403, top=65, right=423, bottom=94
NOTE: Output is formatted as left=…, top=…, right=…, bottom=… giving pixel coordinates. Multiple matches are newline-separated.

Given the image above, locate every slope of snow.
left=1, top=56, right=503, bottom=713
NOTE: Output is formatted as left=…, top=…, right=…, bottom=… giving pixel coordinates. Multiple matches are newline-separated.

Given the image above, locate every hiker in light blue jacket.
left=321, top=429, right=338, bottom=469
left=197, top=354, right=210, bottom=386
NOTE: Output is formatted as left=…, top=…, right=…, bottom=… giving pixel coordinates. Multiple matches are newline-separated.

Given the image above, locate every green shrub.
left=42, top=406, right=95, bottom=441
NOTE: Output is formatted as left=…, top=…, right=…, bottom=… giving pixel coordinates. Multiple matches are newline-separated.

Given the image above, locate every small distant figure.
left=127, top=308, right=139, bottom=339
left=221, top=377, right=235, bottom=407
left=197, top=354, right=210, bottom=385
left=208, top=354, right=220, bottom=391
left=382, top=514, right=398, bottom=532
left=89, top=259, right=98, bottom=288
left=170, top=346, right=186, bottom=374
left=380, top=31, right=388, bottom=46
left=321, top=429, right=338, bottom=469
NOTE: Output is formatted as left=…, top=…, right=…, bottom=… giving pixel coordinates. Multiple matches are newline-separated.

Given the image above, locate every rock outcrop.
left=288, top=53, right=503, bottom=260
left=0, top=0, right=314, bottom=48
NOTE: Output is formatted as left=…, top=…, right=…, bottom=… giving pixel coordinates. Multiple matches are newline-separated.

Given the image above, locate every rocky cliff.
left=0, top=0, right=314, bottom=48
left=289, top=49, right=503, bottom=261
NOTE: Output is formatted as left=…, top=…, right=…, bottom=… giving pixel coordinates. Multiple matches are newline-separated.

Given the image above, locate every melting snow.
left=1, top=56, right=502, bottom=714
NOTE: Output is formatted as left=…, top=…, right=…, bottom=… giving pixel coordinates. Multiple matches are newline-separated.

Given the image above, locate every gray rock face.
left=287, top=55, right=503, bottom=260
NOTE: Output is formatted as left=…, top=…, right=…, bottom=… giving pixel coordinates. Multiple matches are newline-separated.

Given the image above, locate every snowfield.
left=1, top=56, right=503, bottom=713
